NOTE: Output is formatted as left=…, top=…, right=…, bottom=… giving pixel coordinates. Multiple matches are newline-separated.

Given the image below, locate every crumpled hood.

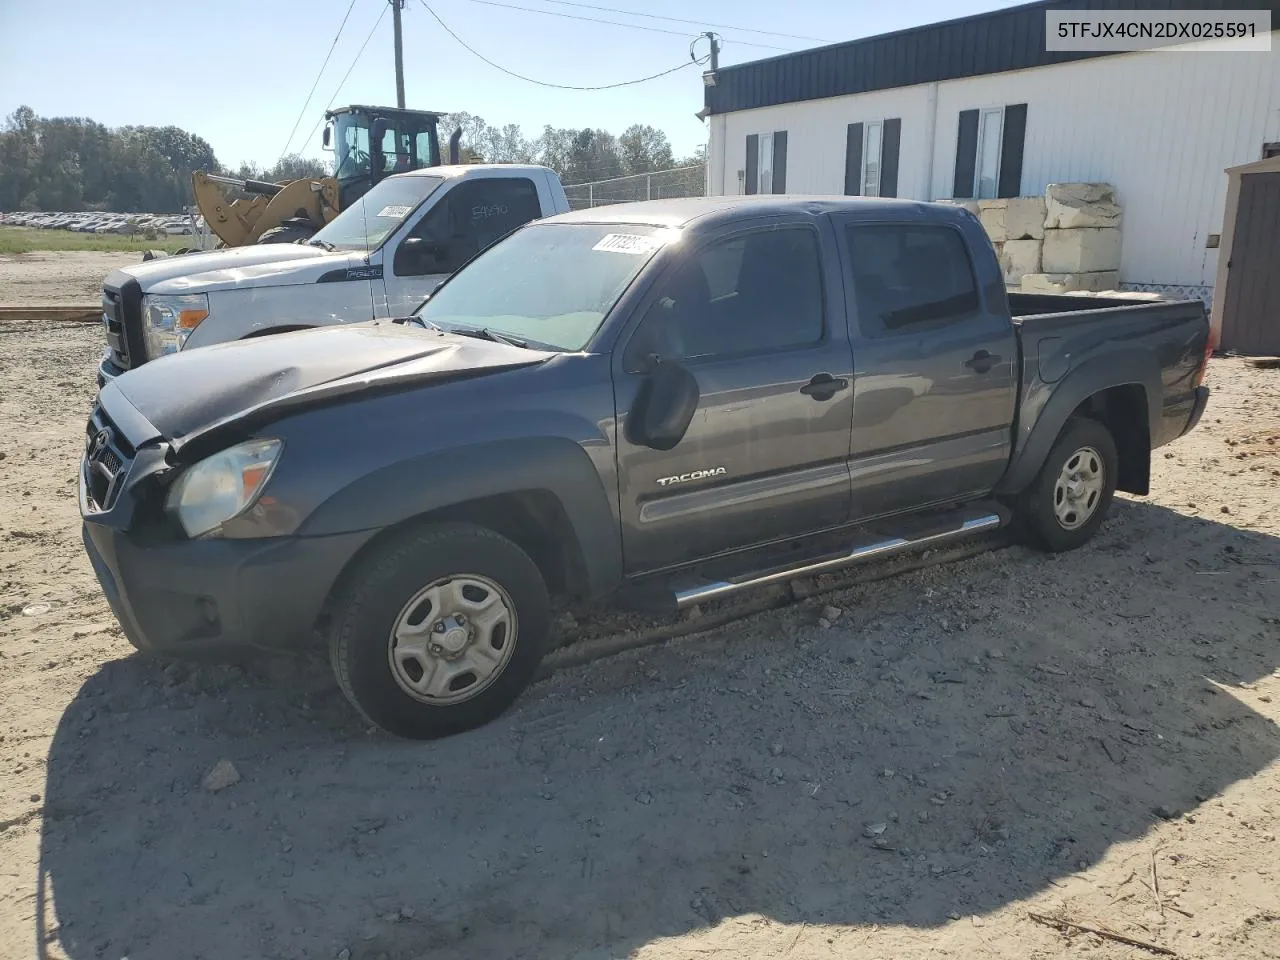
left=102, top=320, right=551, bottom=451
left=114, top=243, right=364, bottom=294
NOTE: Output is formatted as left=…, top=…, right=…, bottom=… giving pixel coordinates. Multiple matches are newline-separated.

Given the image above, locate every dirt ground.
left=1, top=290, right=1279, bottom=959
left=0, top=252, right=141, bottom=306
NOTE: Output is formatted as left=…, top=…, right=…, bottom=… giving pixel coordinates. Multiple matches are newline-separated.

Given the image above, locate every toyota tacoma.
left=80, top=196, right=1212, bottom=739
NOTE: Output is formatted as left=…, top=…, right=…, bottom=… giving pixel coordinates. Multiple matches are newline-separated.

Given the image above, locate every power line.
left=296, top=5, right=390, bottom=160
left=524, top=0, right=823, bottom=44
left=419, top=0, right=706, bottom=89
left=279, top=0, right=361, bottom=160
left=456, top=0, right=794, bottom=51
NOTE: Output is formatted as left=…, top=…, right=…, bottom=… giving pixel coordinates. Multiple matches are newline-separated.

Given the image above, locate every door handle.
left=964, top=350, right=1001, bottom=374
left=799, top=373, right=850, bottom=400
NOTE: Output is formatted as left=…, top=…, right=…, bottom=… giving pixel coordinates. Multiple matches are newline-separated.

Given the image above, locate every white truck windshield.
left=309, top=175, right=445, bottom=251
left=415, top=222, right=677, bottom=351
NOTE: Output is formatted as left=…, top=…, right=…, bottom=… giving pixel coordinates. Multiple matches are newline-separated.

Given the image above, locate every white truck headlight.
left=166, top=439, right=282, bottom=538
left=144, top=293, right=209, bottom=358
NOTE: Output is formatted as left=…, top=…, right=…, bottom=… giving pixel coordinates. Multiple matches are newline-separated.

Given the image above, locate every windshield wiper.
left=306, top=238, right=336, bottom=251
left=404, top=315, right=444, bottom=332
left=452, top=326, right=529, bottom=349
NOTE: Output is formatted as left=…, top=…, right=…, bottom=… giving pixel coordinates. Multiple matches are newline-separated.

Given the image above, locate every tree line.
left=0, top=105, right=700, bottom=213
left=439, top=112, right=702, bottom=185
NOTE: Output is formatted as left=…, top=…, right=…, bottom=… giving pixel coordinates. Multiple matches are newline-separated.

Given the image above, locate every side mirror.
left=370, top=118, right=389, bottom=146
left=628, top=358, right=699, bottom=451
left=397, top=237, right=449, bottom=276
left=322, top=125, right=332, bottom=149
left=401, top=236, right=446, bottom=260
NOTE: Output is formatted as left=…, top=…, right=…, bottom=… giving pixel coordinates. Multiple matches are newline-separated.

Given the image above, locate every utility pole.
left=704, top=31, right=720, bottom=73
left=391, top=0, right=406, bottom=109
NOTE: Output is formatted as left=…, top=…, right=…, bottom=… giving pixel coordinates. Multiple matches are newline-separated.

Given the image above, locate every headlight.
left=144, top=293, right=209, bottom=358
left=166, top=439, right=282, bottom=538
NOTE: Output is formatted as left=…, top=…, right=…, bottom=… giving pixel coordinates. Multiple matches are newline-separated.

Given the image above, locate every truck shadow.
left=36, top=499, right=1280, bottom=960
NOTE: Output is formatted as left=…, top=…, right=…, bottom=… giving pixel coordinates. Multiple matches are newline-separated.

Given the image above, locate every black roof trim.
left=705, top=0, right=1279, bottom=115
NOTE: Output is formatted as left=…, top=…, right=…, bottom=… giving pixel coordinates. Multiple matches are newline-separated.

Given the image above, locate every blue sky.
left=0, top=0, right=1025, bottom=169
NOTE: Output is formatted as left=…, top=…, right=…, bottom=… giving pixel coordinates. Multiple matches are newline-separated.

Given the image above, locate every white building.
left=703, top=0, right=1280, bottom=303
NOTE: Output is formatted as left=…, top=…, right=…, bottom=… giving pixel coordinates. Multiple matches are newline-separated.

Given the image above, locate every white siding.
left=712, top=45, right=1280, bottom=289
left=716, top=85, right=932, bottom=197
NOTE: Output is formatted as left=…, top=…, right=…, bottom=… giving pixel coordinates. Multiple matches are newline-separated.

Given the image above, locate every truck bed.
left=1009, top=291, right=1207, bottom=337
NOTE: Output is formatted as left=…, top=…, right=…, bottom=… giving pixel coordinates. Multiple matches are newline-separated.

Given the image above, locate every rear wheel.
left=328, top=523, right=551, bottom=739
left=1019, top=417, right=1118, bottom=552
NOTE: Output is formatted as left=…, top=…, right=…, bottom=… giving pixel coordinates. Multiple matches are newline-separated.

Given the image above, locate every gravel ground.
left=1, top=315, right=1278, bottom=960
left=0, top=252, right=141, bottom=306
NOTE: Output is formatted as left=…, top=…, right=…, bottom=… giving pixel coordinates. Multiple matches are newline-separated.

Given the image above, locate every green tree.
left=618, top=124, right=674, bottom=176
left=564, top=128, right=622, bottom=184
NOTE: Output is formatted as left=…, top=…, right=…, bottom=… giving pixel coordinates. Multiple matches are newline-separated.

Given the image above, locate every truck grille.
left=82, top=403, right=134, bottom=512
left=102, top=287, right=129, bottom=369
left=101, top=276, right=146, bottom=371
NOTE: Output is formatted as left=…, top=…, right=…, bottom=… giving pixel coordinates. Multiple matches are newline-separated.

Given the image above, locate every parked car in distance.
left=93, top=164, right=572, bottom=386
left=80, top=196, right=1212, bottom=739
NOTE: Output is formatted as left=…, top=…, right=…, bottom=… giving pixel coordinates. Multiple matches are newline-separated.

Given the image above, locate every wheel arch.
left=999, top=350, right=1160, bottom=496
left=300, top=436, right=622, bottom=603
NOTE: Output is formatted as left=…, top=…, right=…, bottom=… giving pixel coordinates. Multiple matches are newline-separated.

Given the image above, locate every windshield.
left=416, top=223, right=676, bottom=351
left=309, top=175, right=444, bottom=251
left=333, top=110, right=441, bottom=180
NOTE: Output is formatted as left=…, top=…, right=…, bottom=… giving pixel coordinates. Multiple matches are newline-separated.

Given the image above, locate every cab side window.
left=844, top=224, right=979, bottom=336
left=633, top=227, right=824, bottom=364
left=395, top=178, right=542, bottom=276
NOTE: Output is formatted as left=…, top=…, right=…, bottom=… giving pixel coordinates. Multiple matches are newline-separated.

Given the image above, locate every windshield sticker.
left=592, top=233, right=665, bottom=255
left=375, top=204, right=414, bottom=219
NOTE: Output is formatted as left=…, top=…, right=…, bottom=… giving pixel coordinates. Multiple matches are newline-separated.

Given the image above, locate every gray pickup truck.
left=79, top=196, right=1212, bottom=739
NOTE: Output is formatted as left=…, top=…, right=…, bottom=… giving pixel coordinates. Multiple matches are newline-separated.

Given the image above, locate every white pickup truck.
left=98, top=164, right=571, bottom=384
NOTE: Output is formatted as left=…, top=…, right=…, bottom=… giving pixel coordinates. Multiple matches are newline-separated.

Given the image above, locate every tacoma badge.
left=656, top=467, right=727, bottom=487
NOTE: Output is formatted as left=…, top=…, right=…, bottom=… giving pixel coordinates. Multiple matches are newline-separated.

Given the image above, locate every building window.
left=758, top=132, right=774, bottom=194
left=975, top=108, right=1003, bottom=199
left=953, top=103, right=1026, bottom=200
left=862, top=121, right=883, bottom=196
left=845, top=118, right=900, bottom=198
left=744, top=131, right=788, bottom=195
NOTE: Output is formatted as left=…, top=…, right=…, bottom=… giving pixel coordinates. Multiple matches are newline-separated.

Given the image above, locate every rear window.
left=844, top=224, right=979, bottom=336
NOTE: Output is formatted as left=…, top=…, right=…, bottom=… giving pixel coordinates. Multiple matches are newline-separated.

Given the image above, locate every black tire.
left=256, top=224, right=315, bottom=244
left=329, top=522, right=551, bottom=739
left=1019, top=417, right=1119, bottom=552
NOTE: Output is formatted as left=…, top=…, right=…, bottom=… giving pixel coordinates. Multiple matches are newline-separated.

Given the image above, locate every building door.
left=1221, top=171, right=1280, bottom=356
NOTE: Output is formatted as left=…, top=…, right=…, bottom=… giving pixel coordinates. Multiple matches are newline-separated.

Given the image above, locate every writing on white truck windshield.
left=416, top=223, right=679, bottom=351
left=309, top=175, right=445, bottom=251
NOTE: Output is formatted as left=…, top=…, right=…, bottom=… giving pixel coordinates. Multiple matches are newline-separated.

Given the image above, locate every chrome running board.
left=673, top=511, right=1005, bottom=610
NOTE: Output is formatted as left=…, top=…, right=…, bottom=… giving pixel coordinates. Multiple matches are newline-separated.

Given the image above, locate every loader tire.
left=256, top=224, right=315, bottom=245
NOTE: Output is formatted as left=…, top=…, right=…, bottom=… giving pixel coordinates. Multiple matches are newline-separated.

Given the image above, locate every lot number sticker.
left=592, top=233, right=664, bottom=255
left=376, top=204, right=414, bottom=219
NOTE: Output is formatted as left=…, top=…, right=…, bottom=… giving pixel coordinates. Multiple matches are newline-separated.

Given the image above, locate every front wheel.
left=329, top=523, right=551, bottom=739
left=1019, top=417, right=1118, bottom=552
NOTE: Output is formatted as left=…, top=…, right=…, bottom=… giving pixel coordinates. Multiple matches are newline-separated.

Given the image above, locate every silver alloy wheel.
left=1053, top=445, right=1105, bottom=530
left=387, top=574, right=518, bottom=705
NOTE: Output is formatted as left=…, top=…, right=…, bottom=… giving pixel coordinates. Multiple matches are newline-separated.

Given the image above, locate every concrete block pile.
left=969, top=183, right=1122, bottom=292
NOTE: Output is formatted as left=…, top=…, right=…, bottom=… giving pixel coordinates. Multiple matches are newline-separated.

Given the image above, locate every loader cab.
left=324, top=105, right=444, bottom=209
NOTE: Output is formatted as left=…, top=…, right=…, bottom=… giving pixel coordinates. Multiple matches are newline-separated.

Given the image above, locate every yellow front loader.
left=191, top=105, right=456, bottom=248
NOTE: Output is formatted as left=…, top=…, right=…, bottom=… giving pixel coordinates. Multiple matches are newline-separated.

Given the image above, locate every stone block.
left=933, top=199, right=980, bottom=217
left=1042, top=227, right=1121, bottom=273
left=977, top=199, right=1007, bottom=243
left=1004, top=197, right=1046, bottom=240
left=1044, top=182, right=1122, bottom=229
left=1020, top=271, right=1121, bottom=294
left=999, top=239, right=1042, bottom=286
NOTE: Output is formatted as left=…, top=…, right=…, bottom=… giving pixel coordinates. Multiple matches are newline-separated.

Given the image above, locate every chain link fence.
left=563, top=164, right=706, bottom=210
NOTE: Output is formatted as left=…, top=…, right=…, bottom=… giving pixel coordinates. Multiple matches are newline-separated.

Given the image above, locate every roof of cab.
left=396, top=163, right=556, bottom=179
left=538, top=195, right=971, bottom=231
